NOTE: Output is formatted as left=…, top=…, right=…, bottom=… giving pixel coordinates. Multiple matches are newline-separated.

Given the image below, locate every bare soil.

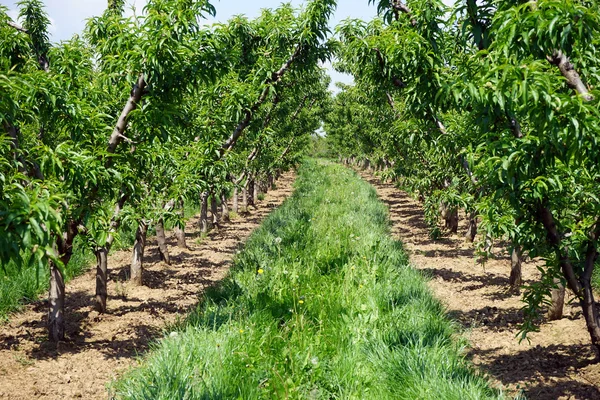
left=0, top=173, right=295, bottom=400
left=357, top=169, right=600, bottom=400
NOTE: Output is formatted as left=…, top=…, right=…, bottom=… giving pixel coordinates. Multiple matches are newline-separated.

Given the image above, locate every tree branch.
left=7, top=20, right=29, bottom=34
left=547, top=51, right=593, bottom=101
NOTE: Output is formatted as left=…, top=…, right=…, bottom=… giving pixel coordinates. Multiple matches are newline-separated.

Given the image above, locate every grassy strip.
left=113, top=159, right=502, bottom=399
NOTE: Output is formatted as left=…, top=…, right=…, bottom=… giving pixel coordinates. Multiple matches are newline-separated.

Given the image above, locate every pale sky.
left=1, top=0, right=380, bottom=90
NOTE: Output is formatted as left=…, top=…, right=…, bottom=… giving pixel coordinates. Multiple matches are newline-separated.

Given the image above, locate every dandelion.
left=359, top=284, right=363, bottom=288
left=351, top=266, right=355, bottom=270
left=298, top=300, right=304, bottom=304
left=274, top=237, right=282, bottom=244
left=257, top=268, right=264, bottom=274
left=239, top=329, right=245, bottom=333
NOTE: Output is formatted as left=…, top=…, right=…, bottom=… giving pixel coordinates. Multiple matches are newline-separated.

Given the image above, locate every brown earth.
left=0, top=172, right=295, bottom=400
left=357, top=169, right=600, bottom=400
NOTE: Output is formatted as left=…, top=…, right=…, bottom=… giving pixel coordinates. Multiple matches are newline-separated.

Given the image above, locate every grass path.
left=114, top=160, right=501, bottom=399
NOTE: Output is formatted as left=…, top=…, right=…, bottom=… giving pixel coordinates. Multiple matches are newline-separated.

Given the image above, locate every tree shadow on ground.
left=470, top=343, right=600, bottom=399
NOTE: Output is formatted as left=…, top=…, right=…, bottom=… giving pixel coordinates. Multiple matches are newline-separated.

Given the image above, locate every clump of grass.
left=228, top=211, right=240, bottom=220
left=257, top=193, right=266, bottom=201
left=112, top=159, right=502, bottom=399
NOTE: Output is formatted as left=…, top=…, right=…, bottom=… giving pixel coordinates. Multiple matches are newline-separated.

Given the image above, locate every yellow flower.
left=239, top=329, right=245, bottom=333
left=298, top=300, right=304, bottom=304
left=257, top=269, right=264, bottom=274
left=359, top=284, right=364, bottom=288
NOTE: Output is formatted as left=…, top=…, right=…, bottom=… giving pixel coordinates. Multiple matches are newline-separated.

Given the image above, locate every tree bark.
left=232, top=186, right=239, bottom=213
left=446, top=208, right=459, bottom=234
left=221, top=192, right=230, bottom=222
left=247, top=179, right=255, bottom=207
left=465, top=212, right=477, bottom=242
left=155, top=219, right=171, bottom=265
left=253, top=179, right=259, bottom=204
left=548, top=279, right=565, bottom=321
left=48, top=262, right=65, bottom=341
left=107, top=74, right=146, bottom=155
left=200, top=191, right=209, bottom=233
left=172, top=199, right=187, bottom=248
left=210, top=194, right=219, bottom=228
left=509, top=245, right=523, bottom=292
left=242, top=185, right=248, bottom=212
left=95, top=247, right=109, bottom=313
left=548, top=51, right=593, bottom=101
left=130, top=220, right=148, bottom=286
left=268, top=174, right=274, bottom=190
left=94, top=193, right=128, bottom=313
left=46, top=222, right=77, bottom=340
left=440, top=203, right=458, bottom=233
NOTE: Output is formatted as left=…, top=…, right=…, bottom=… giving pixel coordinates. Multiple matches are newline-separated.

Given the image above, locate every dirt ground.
left=358, top=169, right=600, bottom=400
left=0, top=173, right=295, bottom=400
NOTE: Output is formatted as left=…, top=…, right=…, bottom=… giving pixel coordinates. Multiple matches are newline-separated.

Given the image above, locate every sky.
left=1, top=0, right=379, bottom=90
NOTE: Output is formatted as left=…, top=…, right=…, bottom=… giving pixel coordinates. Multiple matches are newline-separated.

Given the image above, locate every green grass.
left=0, top=236, right=94, bottom=321
left=112, top=159, right=503, bottom=399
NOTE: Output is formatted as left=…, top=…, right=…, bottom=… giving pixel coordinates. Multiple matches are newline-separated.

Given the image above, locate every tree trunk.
left=155, top=219, right=171, bottom=265
left=211, top=194, right=219, bottom=227
left=248, top=179, right=255, bottom=207
left=253, top=179, right=259, bottom=204
left=509, top=245, right=523, bottom=292
left=200, top=191, right=209, bottom=233
left=232, top=187, right=239, bottom=213
left=242, top=185, right=248, bottom=212
left=221, top=192, right=230, bottom=222
left=447, top=209, right=459, bottom=233
left=173, top=199, right=187, bottom=248
left=267, top=174, right=274, bottom=190
left=581, top=277, right=600, bottom=355
left=465, top=212, right=477, bottom=243
left=48, top=262, right=65, bottom=341
left=95, top=247, right=109, bottom=313
left=440, top=203, right=458, bottom=233
left=130, top=220, right=148, bottom=286
left=548, top=279, right=565, bottom=321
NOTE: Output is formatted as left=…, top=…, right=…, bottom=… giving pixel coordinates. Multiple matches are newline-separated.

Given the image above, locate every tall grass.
left=112, top=159, right=503, bottom=399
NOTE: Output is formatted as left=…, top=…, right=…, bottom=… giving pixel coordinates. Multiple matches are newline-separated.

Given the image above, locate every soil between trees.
left=357, top=169, right=600, bottom=400
left=0, top=173, right=295, bottom=400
